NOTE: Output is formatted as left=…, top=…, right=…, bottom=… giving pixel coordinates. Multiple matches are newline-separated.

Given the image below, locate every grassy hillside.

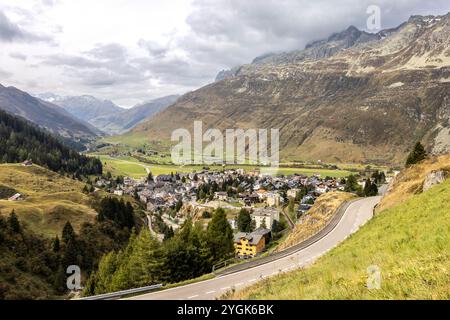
left=276, top=192, right=356, bottom=252
left=226, top=178, right=450, bottom=299
left=377, top=153, right=450, bottom=212
left=0, top=164, right=96, bottom=237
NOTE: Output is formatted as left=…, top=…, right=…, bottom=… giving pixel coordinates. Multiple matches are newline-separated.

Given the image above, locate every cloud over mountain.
left=0, top=0, right=449, bottom=106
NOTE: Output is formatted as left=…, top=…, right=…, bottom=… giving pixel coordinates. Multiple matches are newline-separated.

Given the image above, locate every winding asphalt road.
left=129, top=195, right=382, bottom=300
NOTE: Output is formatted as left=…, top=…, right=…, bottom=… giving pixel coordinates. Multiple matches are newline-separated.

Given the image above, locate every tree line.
left=83, top=208, right=235, bottom=296
left=0, top=197, right=137, bottom=299
left=0, top=109, right=102, bottom=176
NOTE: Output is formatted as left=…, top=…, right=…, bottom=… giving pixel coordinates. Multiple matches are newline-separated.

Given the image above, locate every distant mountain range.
left=90, top=95, right=180, bottom=135
left=133, top=13, right=450, bottom=165
left=36, top=93, right=124, bottom=122
left=36, top=93, right=180, bottom=135
left=0, top=84, right=101, bottom=147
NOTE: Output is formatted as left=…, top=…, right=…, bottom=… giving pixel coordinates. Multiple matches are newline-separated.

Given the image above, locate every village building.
left=113, top=189, right=124, bottom=196
left=266, top=192, right=281, bottom=207
left=287, top=189, right=300, bottom=199
left=22, top=160, right=33, bottom=166
left=251, top=207, right=280, bottom=229
left=298, top=204, right=313, bottom=215
left=214, top=192, right=228, bottom=201
left=156, top=174, right=175, bottom=183
left=315, top=184, right=329, bottom=194
left=234, top=228, right=271, bottom=259
left=255, top=189, right=268, bottom=201
left=8, top=193, right=22, bottom=201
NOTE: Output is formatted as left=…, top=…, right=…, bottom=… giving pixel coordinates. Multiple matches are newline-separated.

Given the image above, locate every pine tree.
left=52, top=236, right=61, bottom=252
left=8, top=210, right=21, bottom=233
left=110, top=230, right=163, bottom=292
left=90, top=251, right=119, bottom=295
left=61, top=238, right=80, bottom=269
left=363, top=179, right=379, bottom=197
left=363, top=178, right=372, bottom=197
left=62, top=221, right=75, bottom=244
left=237, top=209, right=253, bottom=232
left=371, top=183, right=379, bottom=196
left=406, top=142, right=427, bottom=167
left=206, top=208, right=234, bottom=264
left=344, top=175, right=359, bottom=192
left=54, top=265, right=67, bottom=294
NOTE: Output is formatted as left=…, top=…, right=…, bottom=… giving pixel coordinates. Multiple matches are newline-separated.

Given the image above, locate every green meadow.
left=96, top=155, right=352, bottom=178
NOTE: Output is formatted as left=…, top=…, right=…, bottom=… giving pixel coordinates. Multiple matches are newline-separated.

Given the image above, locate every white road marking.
left=220, top=287, right=230, bottom=291
left=235, top=282, right=244, bottom=286
left=205, top=291, right=216, bottom=294
left=248, top=279, right=256, bottom=283
left=187, top=295, right=199, bottom=299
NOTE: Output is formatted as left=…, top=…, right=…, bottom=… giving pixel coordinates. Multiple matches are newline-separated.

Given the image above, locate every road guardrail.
left=78, top=284, right=163, bottom=300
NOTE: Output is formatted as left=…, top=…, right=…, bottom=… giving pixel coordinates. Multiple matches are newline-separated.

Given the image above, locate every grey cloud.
left=177, top=0, right=450, bottom=70
left=138, top=39, right=170, bottom=58
left=0, top=11, right=25, bottom=41
left=9, top=52, right=27, bottom=61
left=85, top=43, right=128, bottom=61
left=132, top=0, right=450, bottom=97
left=9, top=0, right=450, bottom=105
left=41, top=41, right=211, bottom=90
left=42, top=54, right=100, bottom=69
left=0, top=10, right=54, bottom=43
left=41, top=0, right=59, bottom=7
left=0, top=68, right=12, bottom=78
left=42, top=43, right=150, bottom=88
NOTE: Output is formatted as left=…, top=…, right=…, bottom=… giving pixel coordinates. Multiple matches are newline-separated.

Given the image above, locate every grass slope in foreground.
left=227, top=180, right=450, bottom=300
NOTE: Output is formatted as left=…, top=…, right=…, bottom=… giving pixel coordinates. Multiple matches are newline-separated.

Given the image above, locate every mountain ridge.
left=132, top=13, right=450, bottom=165
left=0, top=84, right=101, bottom=146
left=36, top=93, right=124, bottom=123
left=37, top=93, right=180, bottom=135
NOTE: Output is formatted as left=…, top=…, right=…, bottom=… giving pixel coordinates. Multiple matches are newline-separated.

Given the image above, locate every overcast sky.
left=0, top=0, right=449, bottom=107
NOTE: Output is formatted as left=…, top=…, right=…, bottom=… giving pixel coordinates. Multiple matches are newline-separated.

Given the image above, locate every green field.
left=227, top=179, right=450, bottom=300
left=96, top=155, right=353, bottom=178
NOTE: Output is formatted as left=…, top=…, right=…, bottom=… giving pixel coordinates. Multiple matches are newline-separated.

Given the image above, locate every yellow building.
left=234, top=229, right=270, bottom=259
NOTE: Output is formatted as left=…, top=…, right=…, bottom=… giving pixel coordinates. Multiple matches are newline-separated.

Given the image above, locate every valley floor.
left=96, top=155, right=354, bottom=179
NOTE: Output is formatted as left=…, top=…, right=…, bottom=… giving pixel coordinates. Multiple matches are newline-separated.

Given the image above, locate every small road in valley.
left=128, top=195, right=382, bottom=300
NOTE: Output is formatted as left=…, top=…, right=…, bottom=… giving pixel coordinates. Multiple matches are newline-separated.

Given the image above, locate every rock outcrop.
left=423, top=170, right=448, bottom=191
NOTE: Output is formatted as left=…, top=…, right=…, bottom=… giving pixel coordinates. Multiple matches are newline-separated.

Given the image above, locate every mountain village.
left=94, top=167, right=380, bottom=259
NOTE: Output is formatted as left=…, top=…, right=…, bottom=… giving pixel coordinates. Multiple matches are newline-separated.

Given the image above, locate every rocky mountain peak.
left=327, top=25, right=361, bottom=41
left=140, top=13, right=450, bottom=166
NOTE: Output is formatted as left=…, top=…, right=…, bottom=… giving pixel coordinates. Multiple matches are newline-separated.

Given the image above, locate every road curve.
left=129, top=196, right=382, bottom=300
